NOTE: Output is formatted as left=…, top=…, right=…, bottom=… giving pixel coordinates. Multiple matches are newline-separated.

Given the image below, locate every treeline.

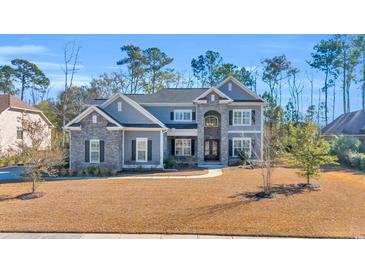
left=1, top=35, right=365, bottom=136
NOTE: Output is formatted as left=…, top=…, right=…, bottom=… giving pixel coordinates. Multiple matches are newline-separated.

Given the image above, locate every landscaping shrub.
left=164, top=156, right=176, bottom=169
left=344, top=151, right=365, bottom=170
left=331, top=136, right=361, bottom=163
left=110, top=169, right=118, bottom=176
left=99, top=167, right=110, bottom=176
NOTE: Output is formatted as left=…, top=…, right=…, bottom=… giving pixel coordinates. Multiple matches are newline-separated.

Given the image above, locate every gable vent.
left=228, top=82, right=232, bottom=91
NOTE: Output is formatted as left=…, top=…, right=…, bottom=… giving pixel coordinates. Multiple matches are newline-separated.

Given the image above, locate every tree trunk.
left=32, top=178, right=36, bottom=193
left=21, top=76, right=25, bottom=101
left=332, top=82, right=336, bottom=121
left=324, top=71, right=328, bottom=125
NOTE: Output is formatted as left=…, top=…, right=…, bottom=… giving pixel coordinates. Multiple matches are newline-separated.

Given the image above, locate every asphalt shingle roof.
left=0, top=94, right=38, bottom=114
left=322, top=110, right=365, bottom=135
left=125, top=88, right=207, bottom=103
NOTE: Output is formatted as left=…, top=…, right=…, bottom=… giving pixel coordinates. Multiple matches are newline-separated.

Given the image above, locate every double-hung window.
left=175, top=139, right=191, bottom=156
left=90, top=139, right=100, bottom=163
left=136, top=138, right=148, bottom=162
left=232, top=138, right=251, bottom=157
left=17, top=130, right=23, bottom=140
left=174, top=110, right=192, bottom=122
left=233, top=110, right=251, bottom=126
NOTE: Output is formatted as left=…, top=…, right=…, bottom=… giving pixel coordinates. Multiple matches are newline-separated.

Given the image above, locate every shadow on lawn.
left=0, top=192, right=45, bottom=202
left=187, top=183, right=320, bottom=220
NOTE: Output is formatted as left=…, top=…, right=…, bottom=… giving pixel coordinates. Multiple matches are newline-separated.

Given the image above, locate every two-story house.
left=64, top=76, right=266, bottom=170
left=0, top=94, right=53, bottom=155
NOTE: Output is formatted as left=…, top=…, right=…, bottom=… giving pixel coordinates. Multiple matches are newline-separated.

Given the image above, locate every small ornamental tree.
left=11, top=115, right=64, bottom=194
left=286, top=118, right=337, bottom=185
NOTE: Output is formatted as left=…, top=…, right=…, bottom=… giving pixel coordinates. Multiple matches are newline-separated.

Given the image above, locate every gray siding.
left=104, top=98, right=154, bottom=124
left=123, top=131, right=161, bottom=165
left=219, top=80, right=258, bottom=101
left=143, top=106, right=196, bottom=124
left=70, top=111, right=123, bottom=170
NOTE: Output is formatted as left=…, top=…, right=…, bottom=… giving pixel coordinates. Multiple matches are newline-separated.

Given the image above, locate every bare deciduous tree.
left=61, top=41, right=81, bottom=146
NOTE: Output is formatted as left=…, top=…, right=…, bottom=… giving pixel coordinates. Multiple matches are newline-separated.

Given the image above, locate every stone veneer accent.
left=70, top=111, right=123, bottom=170
left=196, top=91, right=229, bottom=165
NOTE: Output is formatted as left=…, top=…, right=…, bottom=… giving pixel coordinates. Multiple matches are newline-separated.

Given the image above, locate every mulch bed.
left=0, top=167, right=364, bottom=238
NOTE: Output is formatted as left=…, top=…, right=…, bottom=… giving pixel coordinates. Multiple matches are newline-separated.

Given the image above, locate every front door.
left=204, top=139, right=220, bottom=161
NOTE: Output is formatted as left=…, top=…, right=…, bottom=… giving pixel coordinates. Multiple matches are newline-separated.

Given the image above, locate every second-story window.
left=174, top=110, right=192, bottom=122
left=233, top=110, right=251, bottom=126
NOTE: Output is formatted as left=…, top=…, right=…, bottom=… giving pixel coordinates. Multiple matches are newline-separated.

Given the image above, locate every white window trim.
left=136, top=137, right=148, bottom=162
left=211, top=94, right=215, bottom=102
left=90, top=139, right=100, bottom=163
left=205, top=115, right=219, bottom=127
left=92, top=114, right=97, bottom=124
left=232, top=137, right=251, bottom=158
left=228, top=82, right=232, bottom=91
left=117, top=101, right=122, bottom=112
left=174, top=109, right=192, bottom=122
left=233, top=109, right=251, bottom=126
left=175, top=139, right=192, bottom=156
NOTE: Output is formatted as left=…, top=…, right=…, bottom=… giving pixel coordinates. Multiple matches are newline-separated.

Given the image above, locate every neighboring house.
left=0, top=94, right=54, bottom=155
left=64, top=76, right=266, bottom=170
left=322, top=109, right=365, bottom=143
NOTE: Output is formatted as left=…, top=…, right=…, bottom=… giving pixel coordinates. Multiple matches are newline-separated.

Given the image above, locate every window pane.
left=175, top=139, right=191, bottom=156
left=234, top=111, right=242, bottom=124
left=242, top=112, right=250, bottom=124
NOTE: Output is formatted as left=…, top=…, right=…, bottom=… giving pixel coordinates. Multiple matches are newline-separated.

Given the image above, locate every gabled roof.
left=0, top=94, right=38, bottom=113
left=0, top=94, right=54, bottom=127
left=217, top=76, right=265, bottom=102
left=322, top=110, right=365, bottom=135
left=64, top=105, right=124, bottom=130
left=100, top=92, right=166, bottom=128
left=193, top=87, right=233, bottom=103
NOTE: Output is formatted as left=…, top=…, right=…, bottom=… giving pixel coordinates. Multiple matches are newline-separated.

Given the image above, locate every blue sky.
left=1, top=34, right=360, bottom=117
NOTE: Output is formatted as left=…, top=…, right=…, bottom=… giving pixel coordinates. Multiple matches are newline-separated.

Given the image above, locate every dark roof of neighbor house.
left=322, top=110, right=365, bottom=135
left=0, top=94, right=38, bottom=113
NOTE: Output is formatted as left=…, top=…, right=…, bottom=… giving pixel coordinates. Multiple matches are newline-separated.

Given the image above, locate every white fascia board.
left=63, top=126, right=82, bottom=131
left=139, top=103, right=195, bottom=107
left=228, top=130, right=261, bottom=134
left=228, top=102, right=266, bottom=106
left=123, top=127, right=163, bottom=131
left=64, top=105, right=123, bottom=128
left=193, top=87, right=233, bottom=102
left=167, top=129, right=198, bottom=136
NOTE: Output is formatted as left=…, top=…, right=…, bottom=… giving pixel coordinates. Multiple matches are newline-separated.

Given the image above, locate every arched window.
left=205, top=115, right=219, bottom=127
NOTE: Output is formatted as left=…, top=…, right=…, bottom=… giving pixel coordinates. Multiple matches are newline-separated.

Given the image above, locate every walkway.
left=111, top=168, right=223, bottom=180
left=0, top=232, right=255, bottom=239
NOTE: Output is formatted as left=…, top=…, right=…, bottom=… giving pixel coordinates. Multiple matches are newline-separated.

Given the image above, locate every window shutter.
left=100, top=140, right=105, bottom=162
left=251, top=110, right=256, bottom=125
left=131, top=140, right=136, bottom=161
left=148, top=140, right=152, bottom=161
left=229, top=139, right=232, bottom=156
left=85, top=140, right=90, bottom=162
left=171, top=139, right=175, bottom=155
left=229, top=110, right=233, bottom=125
left=192, top=112, right=196, bottom=120
left=191, top=139, right=195, bottom=156
left=170, top=112, right=174, bottom=120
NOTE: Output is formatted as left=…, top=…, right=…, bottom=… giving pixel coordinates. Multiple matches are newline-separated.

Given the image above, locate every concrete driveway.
left=0, top=166, right=25, bottom=183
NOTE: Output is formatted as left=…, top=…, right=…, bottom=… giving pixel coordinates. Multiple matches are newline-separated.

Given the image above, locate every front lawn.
left=0, top=167, right=364, bottom=238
